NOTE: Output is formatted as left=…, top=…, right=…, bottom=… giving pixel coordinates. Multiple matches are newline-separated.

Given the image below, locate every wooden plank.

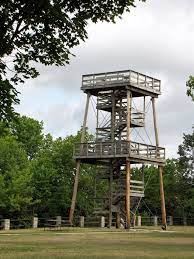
left=130, top=185, right=144, bottom=189
left=131, top=180, right=144, bottom=184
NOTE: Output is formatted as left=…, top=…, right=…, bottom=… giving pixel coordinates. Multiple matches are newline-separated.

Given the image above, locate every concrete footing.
left=33, top=217, right=38, bottom=228
left=4, top=219, right=10, bottom=230
left=79, top=216, right=85, bottom=228
left=56, top=216, right=62, bottom=227
left=101, top=216, right=105, bottom=228
left=137, top=216, right=142, bottom=227
left=153, top=216, right=158, bottom=226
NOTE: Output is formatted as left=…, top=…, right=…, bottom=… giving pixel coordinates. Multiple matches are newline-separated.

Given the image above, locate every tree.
left=178, top=132, right=194, bottom=177
left=0, top=114, right=96, bottom=217
left=177, top=132, right=194, bottom=217
left=10, top=115, right=44, bottom=159
left=0, top=135, right=27, bottom=173
left=0, top=115, right=44, bottom=159
left=132, top=157, right=194, bottom=218
left=0, top=0, right=145, bottom=122
left=186, top=76, right=194, bottom=101
left=30, top=128, right=94, bottom=217
left=0, top=135, right=33, bottom=217
left=8, top=167, right=33, bottom=216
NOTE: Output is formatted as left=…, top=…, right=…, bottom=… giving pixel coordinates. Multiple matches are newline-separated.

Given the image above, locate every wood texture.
left=126, top=89, right=131, bottom=229
left=69, top=93, right=90, bottom=224
left=152, top=97, right=167, bottom=229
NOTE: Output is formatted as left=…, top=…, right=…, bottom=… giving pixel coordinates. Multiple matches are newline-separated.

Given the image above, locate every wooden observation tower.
left=69, top=69, right=167, bottom=229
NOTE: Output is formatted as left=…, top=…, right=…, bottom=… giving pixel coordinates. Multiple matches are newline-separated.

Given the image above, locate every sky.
left=16, top=0, right=194, bottom=158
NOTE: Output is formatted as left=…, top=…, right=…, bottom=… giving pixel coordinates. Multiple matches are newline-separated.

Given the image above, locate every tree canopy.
left=0, top=0, right=145, bottom=122
left=186, top=76, right=194, bottom=101
left=0, top=115, right=193, bottom=220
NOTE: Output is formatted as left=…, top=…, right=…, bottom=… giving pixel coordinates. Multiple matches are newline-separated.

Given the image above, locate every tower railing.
left=82, top=70, right=161, bottom=92
left=74, top=141, right=165, bottom=161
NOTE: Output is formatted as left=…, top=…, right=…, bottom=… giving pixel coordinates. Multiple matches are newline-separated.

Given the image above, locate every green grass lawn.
left=0, top=227, right=194, bottom=258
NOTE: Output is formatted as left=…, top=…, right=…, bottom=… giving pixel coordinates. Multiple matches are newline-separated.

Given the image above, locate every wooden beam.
left=152, top=97, right=167, bottom=230
left=96, top=97, right=99, bottom=140
left=69, top=93, right=90, bottom=224
left=126, top=89, right=131, bottom=229
left=111, top=91, right=116, bottom=143
left=159, top=166, right=167, bottom=229
left=143, top=96, right=146, bottom=113
left=127, top=89, right=131, bottom=142
left=126, top=160, right=131, bottom=229
left=108, top=91, right=116, bottom=228
left=152, top=97, right=159, bottom=146
left=109, top=163, right=113, bottom=228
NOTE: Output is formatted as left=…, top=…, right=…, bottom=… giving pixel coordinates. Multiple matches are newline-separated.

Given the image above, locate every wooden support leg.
left=126, top=160, right=131, bottom=229
left=159, top=166, right=167, bottom=230
left=69, top=93, right=90, bottom=224
left=125, top=88, right=131, bottom=229
left=152, top=97, right=167, bottom=230
left=69, top=160, right=81, bottom=224
left=109, top=164, right=113, bottom=228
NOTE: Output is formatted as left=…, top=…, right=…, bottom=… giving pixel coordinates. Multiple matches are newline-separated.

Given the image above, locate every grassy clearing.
left=0, top=227, right=194, bottom=258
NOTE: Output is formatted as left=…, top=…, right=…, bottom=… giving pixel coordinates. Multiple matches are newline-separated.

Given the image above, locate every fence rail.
left=0, top=216, right=194, bottom=230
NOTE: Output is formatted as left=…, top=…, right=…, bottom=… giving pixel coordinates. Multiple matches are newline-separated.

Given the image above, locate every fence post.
left=133, top=215, right=136, bottom=227
left=56, top=216, right=62, bottom=227
left=183, top=217, right=187, bottom=226
left=137, top=216, right=141, bottom=227
left=153, top=216, right=158, bottom=226
left=33, top=217, right=38, bottom=228
left=79, top=216, right=85, bottom=228
left=4, top=219, right=10, bottom=230
left=168, top=216, right=173, bottom=226
left=101, top=216, right=105, bottom=228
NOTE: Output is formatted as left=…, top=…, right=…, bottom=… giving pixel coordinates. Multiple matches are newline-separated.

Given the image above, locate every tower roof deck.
left=81, top=70, right=161, bottom=97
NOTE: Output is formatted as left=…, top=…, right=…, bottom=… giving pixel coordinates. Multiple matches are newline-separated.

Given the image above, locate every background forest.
left=0, top=115, right=193, bottom=220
